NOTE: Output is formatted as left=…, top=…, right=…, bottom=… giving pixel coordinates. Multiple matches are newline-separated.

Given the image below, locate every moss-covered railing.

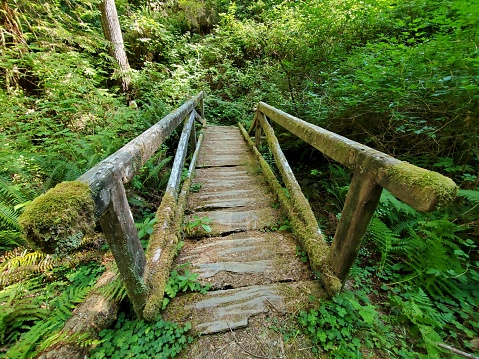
left=19, top=92, right=206, bottom=319
left=240, top=102, right=457, bottom=296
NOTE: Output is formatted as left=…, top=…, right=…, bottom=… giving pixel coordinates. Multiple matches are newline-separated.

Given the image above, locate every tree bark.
left=99, top=0, right=130, bottom=92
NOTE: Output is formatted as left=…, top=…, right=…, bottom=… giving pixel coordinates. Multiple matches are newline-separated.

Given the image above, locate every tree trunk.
left=99, top=0, right=130, bottom=92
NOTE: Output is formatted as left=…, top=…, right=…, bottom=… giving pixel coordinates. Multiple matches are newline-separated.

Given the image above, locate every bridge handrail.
left=19, top=92, right=205, bottom=318
left=247, top=102, right=457, bottom=294
left=79, top=91, right=205, bottom=217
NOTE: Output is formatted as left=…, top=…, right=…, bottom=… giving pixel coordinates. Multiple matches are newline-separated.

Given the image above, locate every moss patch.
left=387, top=162, right=457, bottom=209
left=18, top=181, right=95, bottom=254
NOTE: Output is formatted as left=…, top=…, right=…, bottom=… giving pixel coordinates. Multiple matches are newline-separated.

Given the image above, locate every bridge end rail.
left=245, top=102, right=457, bottom=295
left=18, top=92, right=206, bottom=318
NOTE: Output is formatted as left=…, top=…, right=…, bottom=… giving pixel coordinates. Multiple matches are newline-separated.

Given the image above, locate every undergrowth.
left=89, top=312, right=193, bottom=359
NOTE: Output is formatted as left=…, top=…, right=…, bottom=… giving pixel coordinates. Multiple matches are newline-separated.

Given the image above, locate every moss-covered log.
left=143, top=124, right=204, bottom=321
left=258, top=102, right=457, bottom=212
left=18, top=181, right=95, bottom=254
left=239, top=124, right=342, bottom=296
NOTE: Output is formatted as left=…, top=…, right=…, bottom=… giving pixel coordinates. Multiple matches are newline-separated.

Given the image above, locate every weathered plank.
left=258, top=102, right=456, bottom=212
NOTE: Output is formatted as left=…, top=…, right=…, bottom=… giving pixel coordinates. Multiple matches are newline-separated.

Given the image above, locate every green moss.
left=18, top=181, right=95, bottom=254
left=143, top=192, right=180, bottom=321
left=387, top=162, right=457, bottom=208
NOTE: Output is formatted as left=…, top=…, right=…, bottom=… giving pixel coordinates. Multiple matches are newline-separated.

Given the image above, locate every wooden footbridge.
left=20, top=92, right=457, bottom=357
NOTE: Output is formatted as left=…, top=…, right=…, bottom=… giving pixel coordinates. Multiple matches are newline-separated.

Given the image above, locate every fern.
left=0, top=247, right=102, bottom=287
left=457, top=189, right=479, bottom=203
left=0, top=280, right=47, bottom=345
left=100, top=269, right=127, bottom=302
left=4, top=263, right=103, bottom=358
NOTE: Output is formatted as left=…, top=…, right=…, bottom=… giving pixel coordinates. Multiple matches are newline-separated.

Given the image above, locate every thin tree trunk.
left=99, top=0, right=130, bottom=92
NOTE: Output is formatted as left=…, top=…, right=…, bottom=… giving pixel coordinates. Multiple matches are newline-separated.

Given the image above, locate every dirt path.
left=164, top=126, right=323, bottom=358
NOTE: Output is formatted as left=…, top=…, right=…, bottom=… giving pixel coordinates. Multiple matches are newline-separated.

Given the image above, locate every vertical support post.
left=189, top=111, right=197, bottom=150
left=255, top=112, right=262, bottom=148
left=99, top=177, right=147, bottom=317
left=328, top=168, right=383, bottom=281
left=200, top=96, right=205, bottom=125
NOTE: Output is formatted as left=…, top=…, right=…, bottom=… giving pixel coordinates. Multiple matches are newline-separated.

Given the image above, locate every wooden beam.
left=258, top=112, right=320, bottom=235
left=257, top=102, right=456, bottom=212
left=98, top=177, right=147, bottom=317
left=328, top=168, right=383, bottom=281
left=143, top=129, right=204, bottom=321
left=78, top=92, right=204, bottom=217
left=255, top=112, right=262, bottom=148
left=165, top=111, right=195, bottom=199
left=239, top=123, right=342, bottom=296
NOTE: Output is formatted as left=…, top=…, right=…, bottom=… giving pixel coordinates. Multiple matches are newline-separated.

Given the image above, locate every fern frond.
left=0, top=201, right=20, bottom=231
left=0, top=230, right=25, bottom=250
left=99, top=265, right=126, bottom=301
left=0, top=176, right=31, bottom=206
left=144, top=155, right=172, bottom=183
left=0, top=248, right=58, bottom=287
left=458, top=189, right=479, bottom=203
left=368, top=217, right=400, bottom=271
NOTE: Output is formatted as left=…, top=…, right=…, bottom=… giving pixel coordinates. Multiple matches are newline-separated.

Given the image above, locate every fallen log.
left=37, top=262, right=121, bottom=359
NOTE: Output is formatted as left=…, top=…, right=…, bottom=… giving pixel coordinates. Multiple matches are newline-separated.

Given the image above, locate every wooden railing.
left=241, top=102, right=457, bottom=295
left=20, top=92, right=205, bottom=319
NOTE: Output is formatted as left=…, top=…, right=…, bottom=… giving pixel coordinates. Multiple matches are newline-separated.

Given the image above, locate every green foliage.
left=189, top=182, right=202, bottom=193
left=162, top=263, right=211, bottom=310
left=135, top=215, right=158, bottom=251
left=1, top=263, right=103, bottom=358
left=298, top=291, right=410, bottom=358
left=89, top=312, right=193, bottom=359
left=295, top=245, right=308, bottom=263
left=184, top=215, right=212, bottom=235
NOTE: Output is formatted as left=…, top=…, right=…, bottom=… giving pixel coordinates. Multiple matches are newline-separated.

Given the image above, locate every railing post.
left=190, top=112, right=197, bottom=150
left=255, top=112, right=263, bottom=147
left=328, top=168, right=383, bottom=281
left=200, top=96, right=205, bottom=124
left=99, top=176, right=147, bottom=317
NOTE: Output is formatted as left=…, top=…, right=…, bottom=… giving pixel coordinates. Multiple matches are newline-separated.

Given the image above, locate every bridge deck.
left=164, top=126, right=323, bottom=358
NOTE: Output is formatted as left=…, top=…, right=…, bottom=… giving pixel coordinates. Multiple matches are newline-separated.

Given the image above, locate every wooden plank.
left=98, top=178, right=147, bottom=317
left=257, top=102, right=456, bottom=212
left=79, top=92, right=204, bottom=217
left=328, top=168, right=383, bottom=281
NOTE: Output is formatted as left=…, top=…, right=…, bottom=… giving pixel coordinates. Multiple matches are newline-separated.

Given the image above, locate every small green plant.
left=295, top=245, right=308, bottom=263
left=89, top=312, right=193, bottom=359
left=270, top=202, right=280, bottom=209
left=136, top=215, right=158, bottom=239
left=189, top=183, right=202, bottom=193
left=278, top=218, right=291, bottom=231
left=184, top=215, right=212, bottom=235
left=162, top=263, right=211, bottom=309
